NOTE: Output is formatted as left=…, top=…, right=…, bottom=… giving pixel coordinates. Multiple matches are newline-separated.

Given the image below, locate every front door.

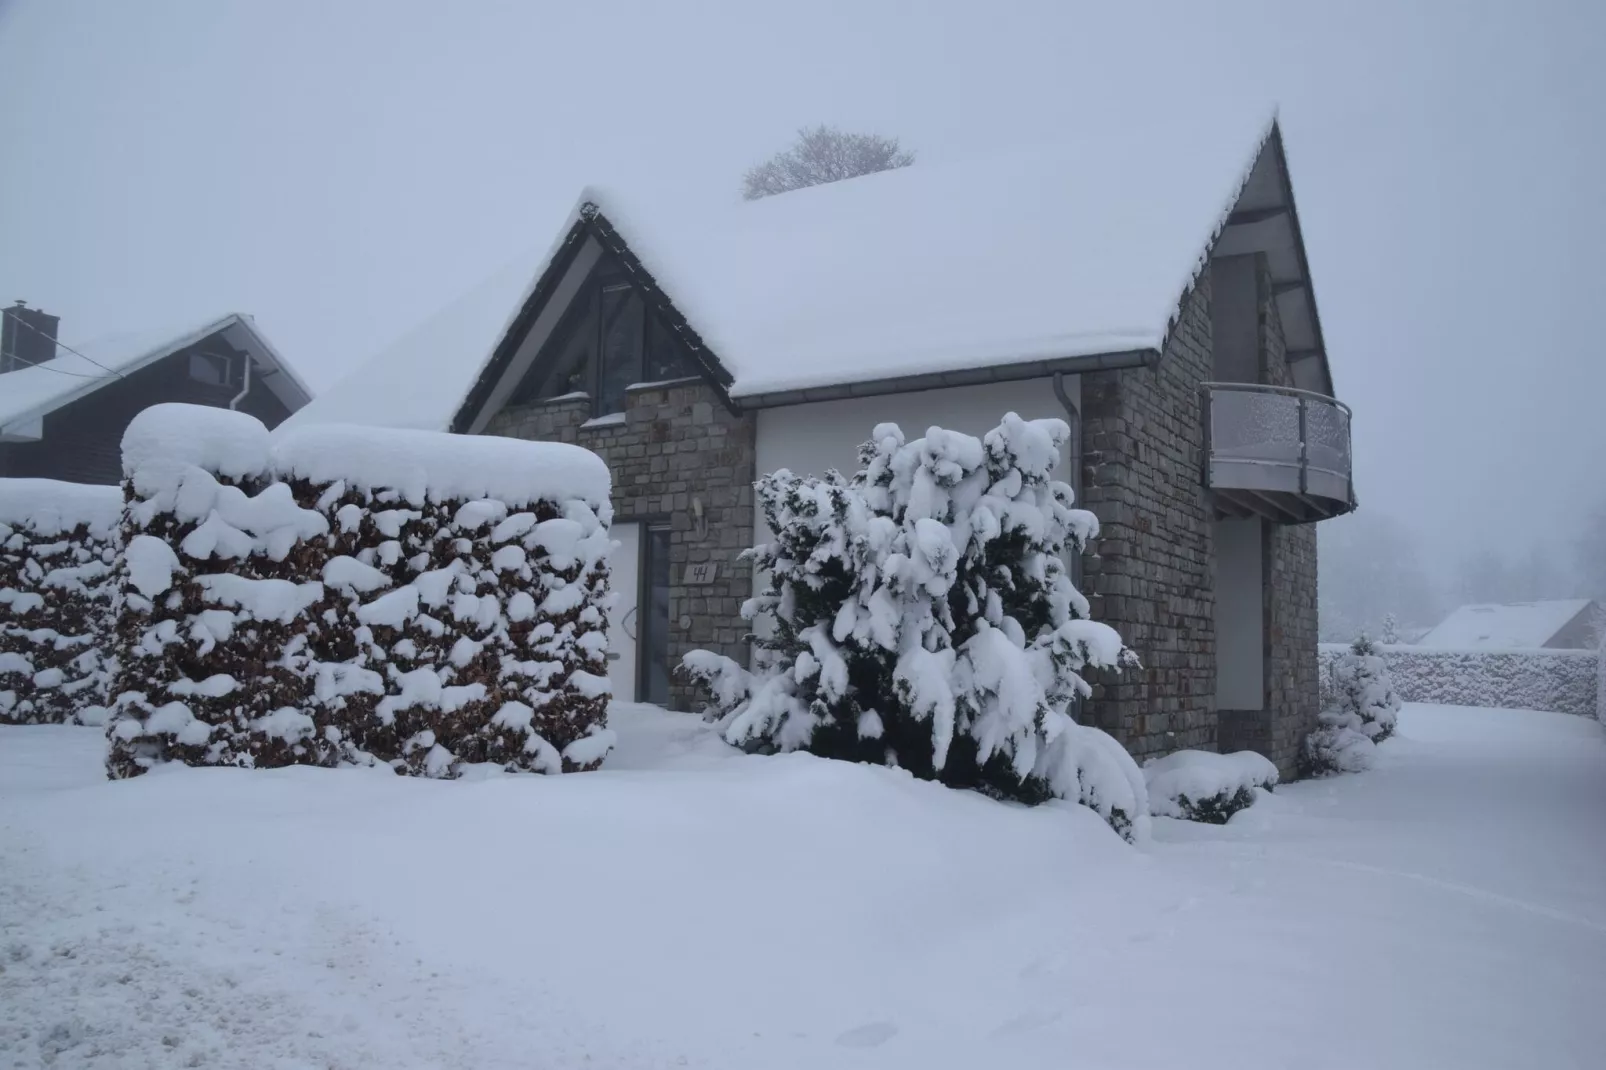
left=639, top=526, right=672, bottom=705
left=607, top=523, right=640, bottom=702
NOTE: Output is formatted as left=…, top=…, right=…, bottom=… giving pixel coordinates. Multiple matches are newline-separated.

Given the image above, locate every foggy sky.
left=2, top=0, right=1602, bottom=577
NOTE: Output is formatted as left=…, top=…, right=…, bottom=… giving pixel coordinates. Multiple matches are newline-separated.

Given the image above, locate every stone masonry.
left=1081, top=253, right=1324, bottom=779
left=1079, top=275, right=1218, bottom=761
left=485, top=379, right=755, bottom=711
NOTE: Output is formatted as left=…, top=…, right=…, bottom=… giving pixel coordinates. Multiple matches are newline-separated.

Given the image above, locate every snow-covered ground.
left=2, top=703, right=1603, bottom=1069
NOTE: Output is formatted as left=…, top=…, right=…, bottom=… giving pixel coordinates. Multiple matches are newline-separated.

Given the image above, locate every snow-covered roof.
left=292, top=110, right=1323, bottom=433
left=281, top=251, right=545, bottom=433
left=582, top=122, right=1271, bottom=398
left=0, top=313, right=312, bottom=442
left=1417, top=600, right=1599, bottom=651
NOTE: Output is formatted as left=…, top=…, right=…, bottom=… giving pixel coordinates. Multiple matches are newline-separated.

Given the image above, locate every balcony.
left=1201, top=382, right=1356, bottom=524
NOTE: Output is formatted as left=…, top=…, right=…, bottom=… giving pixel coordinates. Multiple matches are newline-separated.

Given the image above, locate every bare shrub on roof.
left=742, top=126, right=914, bottom=201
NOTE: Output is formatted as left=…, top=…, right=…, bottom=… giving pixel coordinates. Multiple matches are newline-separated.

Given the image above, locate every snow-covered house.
left=285, top=115, right=1354, bottom=777
left=0, top=305, right=312, bottom=485
left=1417, top=599, right=1603, bottom=651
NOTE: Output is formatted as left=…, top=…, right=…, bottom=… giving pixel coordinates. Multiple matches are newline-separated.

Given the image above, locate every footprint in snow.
left=990, top=1008, right=1065, bottom=1038
left=834, top=1022, right=899, bottom=1048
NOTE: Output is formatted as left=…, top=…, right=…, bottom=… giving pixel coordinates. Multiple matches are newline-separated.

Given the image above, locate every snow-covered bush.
left=273, top=423, right=615, bottom=777
left=1301, top=633, right=1400, bottom=777
left=0, top=479, right=122, bottom=725
left=1300, top=720, right=1376, bottom=777
left=1143, top=749, right=1278, bottom=824
left=1329, top=634, right=1401, bottom=742
left=105, top=404, right=614, bottom=779
left=680, top=414, right=1148, bottom=839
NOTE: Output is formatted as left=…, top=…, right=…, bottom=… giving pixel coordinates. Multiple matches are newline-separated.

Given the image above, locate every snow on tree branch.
left=680, top=413, right=1148, bottom=839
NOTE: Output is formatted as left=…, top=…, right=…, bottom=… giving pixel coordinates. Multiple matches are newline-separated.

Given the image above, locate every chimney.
left=1, top=300, right=61, bottom=374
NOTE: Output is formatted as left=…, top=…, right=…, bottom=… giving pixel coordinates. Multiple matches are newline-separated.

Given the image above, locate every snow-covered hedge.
left=1598, top=631, right=1605, bottom=726
left=0, top=479, right=122, bottom=725
left=681, top=414, right=1150, bottom=840
left=1143, top=750, right=1278, bottom=824
left=106, top=404, right=614, bottom=779
left=1318, top=643, right=1598, bottom=718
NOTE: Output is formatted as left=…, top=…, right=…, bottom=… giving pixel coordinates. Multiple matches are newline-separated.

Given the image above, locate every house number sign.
left=683, top=562, right=719, bottom=585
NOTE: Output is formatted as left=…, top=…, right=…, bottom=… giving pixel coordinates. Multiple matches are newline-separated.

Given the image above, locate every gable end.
left=450, top=207, right=738, bottom=434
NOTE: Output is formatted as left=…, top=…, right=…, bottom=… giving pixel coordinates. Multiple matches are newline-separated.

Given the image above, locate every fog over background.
left=3, top=0, right=1602, bottom=631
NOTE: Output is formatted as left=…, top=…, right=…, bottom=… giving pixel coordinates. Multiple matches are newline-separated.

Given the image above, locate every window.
left=509, top=254, right=702, bottom=417
left=188, top=352, right=235, bottom=387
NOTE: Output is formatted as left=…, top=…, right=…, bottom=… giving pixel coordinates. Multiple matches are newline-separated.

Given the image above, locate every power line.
left=0, top=342, right=114, bottom=380
left=5, top=309, right=125, bottom=378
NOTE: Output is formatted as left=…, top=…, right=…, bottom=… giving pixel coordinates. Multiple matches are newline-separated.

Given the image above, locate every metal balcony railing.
left=1201, top=382, right=1356, bottom=523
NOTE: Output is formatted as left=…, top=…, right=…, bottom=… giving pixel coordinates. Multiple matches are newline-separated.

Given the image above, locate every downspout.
left=227, top=356, right=252, bottom=410
left=1054, top=370, right=1088, bottom=726
left=1052, top=370, right=1084, bottom=592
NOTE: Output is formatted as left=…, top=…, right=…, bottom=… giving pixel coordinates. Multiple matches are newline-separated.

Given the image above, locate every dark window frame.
left=188, top=351, right=237, bottom=388
left=510, top=256, right=700, bottom=418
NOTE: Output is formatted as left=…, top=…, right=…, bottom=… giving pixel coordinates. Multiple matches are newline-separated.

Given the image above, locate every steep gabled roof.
left=1417, top=600, right=1601, bottom=651
left=292, top=110, right=1338, bottom=433
left=0, top=313, right=312, bottom=441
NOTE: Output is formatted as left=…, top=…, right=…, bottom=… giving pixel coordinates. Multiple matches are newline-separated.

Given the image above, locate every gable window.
left=188, top=352, right=236, bottom=387
left=508, top=255, right=701, bottom=417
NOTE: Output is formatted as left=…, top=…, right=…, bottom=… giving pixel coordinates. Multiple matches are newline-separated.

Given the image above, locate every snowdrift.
left=106, top=403, right=614, bottom=778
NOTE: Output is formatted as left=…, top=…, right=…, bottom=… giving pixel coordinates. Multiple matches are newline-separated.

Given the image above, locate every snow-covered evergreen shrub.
left=1143, top=750, right=1278, bottom=824
left=680, top=414, right=1148, bottom=839
left=0, top=479, right=122, bottom=725
left=1300, top=632, right=1400, bottom=777
left=1299, top=720, right=1375, bottom=777
left=1331, top=634, right=1401, bottom=742
left=106, top=404, right=614, bottom=779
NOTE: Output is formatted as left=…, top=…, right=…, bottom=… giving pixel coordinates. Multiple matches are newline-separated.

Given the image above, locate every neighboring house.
left=286, top=114, right=1355, bottom=777
left=1417, top=600, right=1603, bottom=651
left=0, top=304, right=312, bottom=485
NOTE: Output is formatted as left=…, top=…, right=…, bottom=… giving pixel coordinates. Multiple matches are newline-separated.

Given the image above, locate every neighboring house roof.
left=290, top=110, right=1334, bottom=432
left=0, top=313, right=313, bottom=442
left=1416, top=599, right=1601, bottom=650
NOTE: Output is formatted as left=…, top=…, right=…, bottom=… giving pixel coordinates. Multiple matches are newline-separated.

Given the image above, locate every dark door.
left=639, top=526, right=673, bottom=705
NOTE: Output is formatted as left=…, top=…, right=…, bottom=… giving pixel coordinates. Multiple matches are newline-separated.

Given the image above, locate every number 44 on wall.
left=682, top=562, right=719, bottom=585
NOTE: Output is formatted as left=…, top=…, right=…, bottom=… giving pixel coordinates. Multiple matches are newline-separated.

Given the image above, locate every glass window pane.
left=645, top=313, right=700, bottom=383
left=509, top=292, right=595, bottom=405
left=597, top=283, right=642, bottom=415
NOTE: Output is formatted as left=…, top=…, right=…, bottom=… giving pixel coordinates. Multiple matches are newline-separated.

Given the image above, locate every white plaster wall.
left=1215, top=517, right=1265, bottom=710
left=755, top=376, right=1079, bottom=490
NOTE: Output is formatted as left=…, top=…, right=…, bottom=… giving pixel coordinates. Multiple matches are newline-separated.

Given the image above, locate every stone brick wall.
left=484, top=379, right=756, bottom=710
left=1079, top=274, right=1217, bottom=761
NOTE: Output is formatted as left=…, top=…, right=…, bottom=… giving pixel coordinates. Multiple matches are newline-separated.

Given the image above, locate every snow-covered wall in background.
left=105, top=403, right=615, bottom=778
left=1318, top=643, right=1599, bottom=718
left=1598, top=630, right=1605, bottom=725
left=0, top=479, right=122, bottom=724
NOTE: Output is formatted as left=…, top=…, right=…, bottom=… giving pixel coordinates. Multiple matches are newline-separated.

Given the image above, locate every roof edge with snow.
left=0, top=312, right=314, bottom=440
left=446, top=111, right=1337, bottom=429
